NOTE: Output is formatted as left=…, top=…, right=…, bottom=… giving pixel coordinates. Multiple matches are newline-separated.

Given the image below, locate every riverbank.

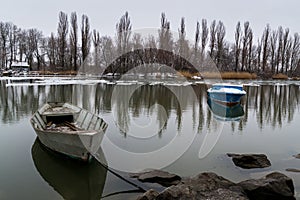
left=30, top=70, right=294, bottom=80
left=178, top=71, right=292, bottom=80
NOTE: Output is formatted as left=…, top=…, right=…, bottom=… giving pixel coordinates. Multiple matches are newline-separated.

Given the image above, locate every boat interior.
left=31, top=103, right=108, bottom=133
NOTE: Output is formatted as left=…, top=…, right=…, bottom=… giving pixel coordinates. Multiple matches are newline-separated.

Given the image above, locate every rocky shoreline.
left=134, top=170, right=295, bottom=200
left=132, top=153, right=297, bottom=200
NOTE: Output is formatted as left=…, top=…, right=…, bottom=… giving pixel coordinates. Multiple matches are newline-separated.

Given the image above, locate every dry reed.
left=272, top=73, right=288, bottom=80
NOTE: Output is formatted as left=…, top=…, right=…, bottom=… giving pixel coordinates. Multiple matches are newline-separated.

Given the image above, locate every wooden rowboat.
left=30, top=102, right=108, bottom=161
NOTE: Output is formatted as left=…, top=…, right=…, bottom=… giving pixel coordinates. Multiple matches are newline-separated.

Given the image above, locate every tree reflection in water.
left=0, top=80, right=299, bottom=132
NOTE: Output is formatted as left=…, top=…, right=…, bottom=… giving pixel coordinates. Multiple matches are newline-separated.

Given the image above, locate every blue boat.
left=207, top=84, right=246, bottom=106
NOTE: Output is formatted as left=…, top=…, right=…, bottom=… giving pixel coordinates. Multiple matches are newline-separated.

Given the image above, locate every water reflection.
left=0, top=80, right=300, bottom=131
left=31, top=138, right=107, bottom=200
left=111, top=85, right=183, bottom=135
left=207, top=98, right=244, bottom=121
left=243, top=85, right=300, bottom=129
left=2, top=79, right=300, bottom=199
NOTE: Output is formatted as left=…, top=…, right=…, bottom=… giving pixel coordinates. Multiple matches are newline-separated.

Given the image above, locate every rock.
left=286, top=168, right=300, bottom=173
left=238, top=172, right=295, bottom=200
left=227, top=153, right=271, bottom=169
left=130, top=170, right=181, bottom=187
left=293, top=154, right=300, bottom=159
left=155, top=172, right=248, bottom=200
left=137, top=189, right=159, bottom=200
left=135, top=171, right=296, bottom=200
left=156, top=184, right=196, bottom=200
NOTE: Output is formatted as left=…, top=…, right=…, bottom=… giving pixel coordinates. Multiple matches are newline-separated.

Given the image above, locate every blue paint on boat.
left=207, top=84, right=246, bottom=105
left=210, top=84, right=243, bottom=91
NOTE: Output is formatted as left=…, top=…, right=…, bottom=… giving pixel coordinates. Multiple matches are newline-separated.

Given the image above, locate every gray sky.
left=0, top=0, right=299, bottom=42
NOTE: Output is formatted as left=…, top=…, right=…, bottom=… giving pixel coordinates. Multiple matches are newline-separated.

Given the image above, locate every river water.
left=0, top=77, right=300, bottom=199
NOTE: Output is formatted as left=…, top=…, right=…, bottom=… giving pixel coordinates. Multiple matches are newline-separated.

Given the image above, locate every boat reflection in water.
left=31, top=138, right=107, bottom=200
left=207, top=97, right=244, bottom=121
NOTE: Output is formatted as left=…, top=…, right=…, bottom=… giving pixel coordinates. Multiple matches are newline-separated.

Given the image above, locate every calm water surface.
left=0, top=78, right=300, bottom=199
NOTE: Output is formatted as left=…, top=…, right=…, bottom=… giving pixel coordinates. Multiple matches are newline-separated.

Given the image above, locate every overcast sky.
left=0, top=0, right=299, bottom=42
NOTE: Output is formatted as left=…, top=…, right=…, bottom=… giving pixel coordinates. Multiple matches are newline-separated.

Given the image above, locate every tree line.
left=0, top=11, right=299, bottom=77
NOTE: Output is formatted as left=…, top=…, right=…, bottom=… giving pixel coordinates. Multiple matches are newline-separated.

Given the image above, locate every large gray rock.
left=156, top=172, right=248, bottom=200
left=238, top=172, right=295, bottom=200
left=130, top=170, right=181, bottom=187
left=135, top=171, right=295, bottom=200
left=227, top=153, right=271, bottom=169
left=137, top=189, right=159, bottom=200
left=293, top=154, right=300, bottom=159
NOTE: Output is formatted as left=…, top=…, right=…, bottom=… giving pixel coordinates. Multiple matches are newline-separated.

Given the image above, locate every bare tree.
left=176, top=17, right=189, bottom=68
left=193, top=21, right=200, bottom=66
left=194, top=21, right=200, bottom=52
left=100, top=36, right=115, bottom=68
left=8, top=23, right=19, bottom=67
left=270, top=30, right=278, bottom=73
left=116, top=11, right=132, bottom=54
left=47, top=32, right=58, bottom=67
left=276, top=26, right=283, bottom=73
left=18, top=30, right=27, bottom=63
left=70, top=12, right=78, bottom=71
left=0, top=22, right=9, bottom=68
left=256, top=39, right=262, bottom=72
left=1, top=11, right=300, bottom=77
left=92, top=29, right=101, bottom=67
left=261, top=24, right=270, bottom=72
left=209, top=20, right=216, bottom=61
left=132, top=33, right=143, bottom=49
left=280, top=28, right=289, bottom=73
left=177, top=17, right=186, bottom=55
left=241, top=22, right=251, bottom=71
left=145, top=35, right=156, bottom=49
left=25, top=28, right=43, bottom=70
left=285, top=37, right=292, bottom=74
left=81, top=14, right=91, bottom=64
left=201, top=19, right=209, bottom=56
left=215, top=21, right=226, bottom=69
left=291, top=33, right=300, bottom=73
left=234, top=22, right=241, bottom=71
left=247, top=29, right=253, bottom=71
left=158, top=12, right=172, bottom=51
left=200, top=19, right=209, bottom=69
left=29, top=29, right=43, bottom=70
left=115, top=11, right=132, bottom=74
left=131, top=33, right=144, bottom=73
left=39, top=37, right=47, bottom=68
left=57, top=11, right=68, bottom=69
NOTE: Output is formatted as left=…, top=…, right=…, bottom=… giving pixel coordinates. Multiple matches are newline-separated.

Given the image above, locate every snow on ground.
left=2, top=75, right=300, bottom=87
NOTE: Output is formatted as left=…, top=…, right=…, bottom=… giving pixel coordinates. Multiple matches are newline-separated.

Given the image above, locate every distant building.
left=11, top=61, right=30, bottom=71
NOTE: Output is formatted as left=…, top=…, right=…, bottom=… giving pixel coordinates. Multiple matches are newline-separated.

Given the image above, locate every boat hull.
left=207, top=92, right=245, bottom=106
left=207, top=84, right=246, bottom=106
left=34, top=128, right=104, bottom=161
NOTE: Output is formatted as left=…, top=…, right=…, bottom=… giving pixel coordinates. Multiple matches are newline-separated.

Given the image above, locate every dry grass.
left=221, top=72, right=257, bottom=79
left=201, top=71, right=257, bottom=79
left=292, top=77, right=300, bottom=80
left=272, top=73, right=288, bottom=80
left=178, top=71, right=257, bottom=79
left=177, top=71, right=201, bottom=79
left=200, top=72, right=222, bottom=79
